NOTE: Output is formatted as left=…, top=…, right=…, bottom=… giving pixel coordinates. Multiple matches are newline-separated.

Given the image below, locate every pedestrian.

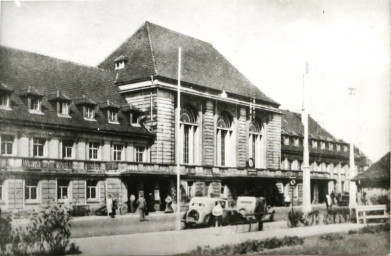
left=148, top=193, right=155, bottom=212
left=284, top=194, right=291, bottom=207
left=62, top=195, right=72, bottom=214
left=165, top=195, right=174, bottom=213
left=362, top=192, right=367, bottom=205
left=331, top=191, right=336, bottom=205
left=212, top=201, right=223, bottom=236
left=325, top=194, right=332, bottom=209
left=112, top=199, right=117, bottom=218
left=107, top=195, right=113, bottom=218
left=129, top=194, right=135, bottom=213
left=136, top=194, right=147, bottom=221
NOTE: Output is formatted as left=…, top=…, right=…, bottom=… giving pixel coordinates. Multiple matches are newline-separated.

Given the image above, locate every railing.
left=0, top=156, right=335, bottom=179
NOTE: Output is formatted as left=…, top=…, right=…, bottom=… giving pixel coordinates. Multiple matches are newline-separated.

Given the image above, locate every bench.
left=355, top=204, right=390, bottom=224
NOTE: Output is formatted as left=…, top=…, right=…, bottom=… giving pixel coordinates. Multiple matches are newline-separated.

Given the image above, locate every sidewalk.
left=72, top=223, right=365, bottom=256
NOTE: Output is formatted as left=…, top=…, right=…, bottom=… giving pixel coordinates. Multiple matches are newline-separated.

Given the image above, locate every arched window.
left=248, top=120, right=266, bottom=168
left=216, top=112, right=234, bottom=166
left=180, top=106, right=199, bottom=164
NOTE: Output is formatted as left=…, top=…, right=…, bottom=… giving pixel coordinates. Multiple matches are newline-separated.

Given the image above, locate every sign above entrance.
left=289, top=179, right=296, bottom=186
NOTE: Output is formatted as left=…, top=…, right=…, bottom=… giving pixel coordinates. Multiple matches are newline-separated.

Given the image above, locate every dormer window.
left=329, top=143, right=334, bottom=151
left=320, top=141, right=326, bottom=149
left=344, top=145, right=348, bottom=152
left=100, top=100, right=120, bottom=124
left=0, top=95, right=10, bottom=109
left=29, top=97, right=42, bottom=113
left=293, top=138, right=299, bottom=146
left=131, top=112, right=140, bottom=126
left=114, top=55, right=128, bottom=70
left=283, top=136, right=289, bottom=145
left=22, top=86, right=44, bottom=114
left=0, top=82, right=13, bottom=110
left=108, top=110, right=118, bottom=123
left=49, top=91, right=72, bottom=117
left=59, top=102, right=69, bottom=116
left=336, top=144, right=341, bottom=151
left=312, top=140, right=318, bottom=148
left=75, top=96, right=97, bottom=121
left=85, top=106, right=95, bottom=120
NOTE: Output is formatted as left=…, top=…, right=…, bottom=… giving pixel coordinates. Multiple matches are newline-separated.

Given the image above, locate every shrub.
left=187, top=236, right=304, bottom=255
left=323, top=208, right=351, bottom=224
left=288, top=210, right=304, bottom=227
left=0, top=205, right=76, bottom=256
left=320, top=233, right=344, bottom=241
left=303, top=210, right=320, bottom=226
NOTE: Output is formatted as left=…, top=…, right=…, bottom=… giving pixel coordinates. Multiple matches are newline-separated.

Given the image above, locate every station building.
left=0, top=21, right=369, bottom=213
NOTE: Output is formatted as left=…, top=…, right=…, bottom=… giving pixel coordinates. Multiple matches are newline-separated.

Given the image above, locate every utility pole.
left=176, top=47, right=182, bottom=230
left=302, top=62, right=312, bottom=213
left=348, top=88, right=357, bottom=209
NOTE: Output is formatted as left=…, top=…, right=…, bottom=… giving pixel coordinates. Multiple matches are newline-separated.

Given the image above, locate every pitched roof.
left=0, top=46, right=153, bottom=137
left=98, top=21, right=278, bottom=106
left=355, top=152, right=390, bottom=187
left=281, top=110, right=336, bottom=139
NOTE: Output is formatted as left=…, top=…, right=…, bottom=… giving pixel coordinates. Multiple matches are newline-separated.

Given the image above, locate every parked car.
left=337, top=192, right=349, bottom=206
left=235, top=196, right=275, bottom=222
left=182, top=197, right=231, bottom=228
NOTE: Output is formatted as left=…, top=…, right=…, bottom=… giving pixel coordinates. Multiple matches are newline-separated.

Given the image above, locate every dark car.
left=337, top=192, right=349, bottom=206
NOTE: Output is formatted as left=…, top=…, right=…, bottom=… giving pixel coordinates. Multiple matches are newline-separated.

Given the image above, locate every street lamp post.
left=348, top=88, right=357, bottom=209
left=302, top=62, right=312, bottom=213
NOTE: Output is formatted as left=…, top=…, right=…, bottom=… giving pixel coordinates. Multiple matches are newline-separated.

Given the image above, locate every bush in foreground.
left=187, top=236, right=304, bottom=255
left=0, top=205, right=80, bottom=256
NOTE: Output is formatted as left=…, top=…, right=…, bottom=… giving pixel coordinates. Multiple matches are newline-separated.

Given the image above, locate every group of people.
left=106, top=193, right=175, bottom=221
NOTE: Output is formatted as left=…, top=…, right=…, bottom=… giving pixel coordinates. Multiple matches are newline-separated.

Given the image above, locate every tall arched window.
left=248, top=120, right=266, bottom=168
left=216, top=112, right=234, bottom=166
left=180, top=106, right=199, bottom=164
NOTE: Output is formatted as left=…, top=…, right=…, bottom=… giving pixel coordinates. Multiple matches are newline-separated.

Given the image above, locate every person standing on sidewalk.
left=212, top=201, right=223, bottom=236
left=136, top=194, right=147, bottom=221
left=107, top=195, right=113, bottom=218
left=129, top=194, right=135, bottom=213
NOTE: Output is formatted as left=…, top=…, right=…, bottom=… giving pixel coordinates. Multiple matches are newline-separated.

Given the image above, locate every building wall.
left=266, top=113, right=281, bottom=169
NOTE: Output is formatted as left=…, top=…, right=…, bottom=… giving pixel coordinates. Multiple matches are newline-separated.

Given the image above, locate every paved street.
left=71, top=223, right=364, bottom=255
left=69, top=204, right=330, bottom=238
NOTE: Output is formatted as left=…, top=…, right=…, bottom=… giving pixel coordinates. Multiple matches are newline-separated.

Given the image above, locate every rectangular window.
left=294, top=138, right=299, bottom=146
left=1, top=135, right=13, bottom=155
left=336, top=144, right=341, bottom=151
left=344, top=145, right=348, bottom=152
left=25, top=179, right=38, bottom=201
left=86, top=180, right=98, bottom=200
left=62, top=140, right=73, bottom=159
left=0, top=95, right=10, bottom=108
left=131, top=113, right=140, bottom=125
left=58, top=102, right=69, bottom=116
left=85, top=106, right=95, bottom=120
left=312, top=140, right=318, bottom=148
left=283, top=136, right=289, bottom=145
left=57, top=180, right=69, bottom=200
left=89, top=142, right=99, bottom=160
left=252, top=135, right=256, bottom=161
left=113, top=144, right=123, bottom=161
left=221, top=130, right=226, bottom=166
left=321, top=142, right=326, bottom=149
left=135, top=146, right=144, bottom=162
left=33, top=138, right=45, bottom=157
left=30, top=98, right=41, bottom=112
left=184, top=126, right=190, bottom=164
left=0, top=180, right=4, bottom=201
left=329, top=143, right=334, bottom=151
left=108, top=110, right=118, bottom=123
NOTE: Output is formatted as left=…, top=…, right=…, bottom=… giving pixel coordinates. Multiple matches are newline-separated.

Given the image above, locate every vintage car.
left=182, top=197, right=231, bottom=228
left=235, top=196, right=275, bottom=222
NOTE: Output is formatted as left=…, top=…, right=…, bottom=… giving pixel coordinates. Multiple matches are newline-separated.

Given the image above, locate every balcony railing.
left=0, top=156, right=335, bottom=179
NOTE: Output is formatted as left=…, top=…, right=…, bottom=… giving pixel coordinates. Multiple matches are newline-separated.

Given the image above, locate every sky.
left=0, top=0, right=390, bottom=162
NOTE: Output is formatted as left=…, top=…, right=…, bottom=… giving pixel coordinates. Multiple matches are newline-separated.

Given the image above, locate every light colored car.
left=235, top=196, right=275, bottom=222
left=182, top=197, right=230, bottom=228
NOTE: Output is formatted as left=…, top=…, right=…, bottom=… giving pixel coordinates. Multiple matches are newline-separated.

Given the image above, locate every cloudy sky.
left=1, top=0, right=389, bottom=162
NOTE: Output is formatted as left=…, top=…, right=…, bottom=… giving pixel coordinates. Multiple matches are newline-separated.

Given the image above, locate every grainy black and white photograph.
left=0, top=0, right=389, bottom=255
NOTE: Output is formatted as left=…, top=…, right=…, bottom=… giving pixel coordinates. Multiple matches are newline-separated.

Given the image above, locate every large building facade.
left=0, top=22, right=368, bottom=213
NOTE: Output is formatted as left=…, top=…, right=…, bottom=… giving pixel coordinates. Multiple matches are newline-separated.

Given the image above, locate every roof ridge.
left=145, top=22, right=159, bottom=76
left=0, top=45, right=111, bottom=74
left=145, top=21, right=212, bottom=46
